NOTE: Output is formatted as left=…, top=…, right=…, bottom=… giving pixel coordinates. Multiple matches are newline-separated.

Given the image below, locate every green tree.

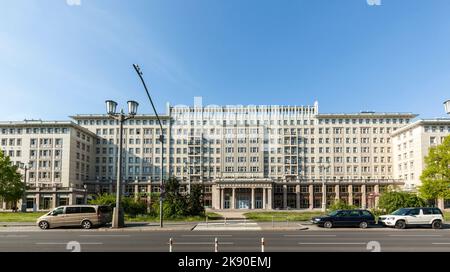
left=0, top=150, right=25, bottom=209
left=419, top=135, right=450, bottom=202
left=163, top=177, right=187, bottom=218
left=378, top=191, right=426, bottom=214
left=187, top=184, right=205, bottom=216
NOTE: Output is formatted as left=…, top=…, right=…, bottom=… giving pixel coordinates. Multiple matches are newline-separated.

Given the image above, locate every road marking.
left=0, top=235, right=29, bottom=237
left=79, top=235, right=130, bottom=237
left=173, top=242, right=234, bottom=245
left=432, top=243, right=450, bottom=245
left=284, top=235, right=337, bottom=237
left=298, top=242, right=366, bottom=245
left=181, top=235, right=233, bottom=237
left=389, top=235, right=442, bottom=237
left=35, top=242, right=103, bottom=245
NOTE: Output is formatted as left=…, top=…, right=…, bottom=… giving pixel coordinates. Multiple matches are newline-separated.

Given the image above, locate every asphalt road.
left=2, top=228, right=450, bottom=252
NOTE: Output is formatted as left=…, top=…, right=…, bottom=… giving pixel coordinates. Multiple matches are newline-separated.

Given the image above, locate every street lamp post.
left=444, top=100, right=450, bottom=115
left=106, top=99, right=139, bottom=228
left=133, top=64, right=166, bottom=228
left=83, top=184, right=88, bottom=204
left=319, top=162, right=329, bottom=212
left=19, top=161, right=31, bottom=212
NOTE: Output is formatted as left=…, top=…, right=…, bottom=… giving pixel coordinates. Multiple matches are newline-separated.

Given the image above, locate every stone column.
left=251, top=188, right=255, bottom=209
left=220, top=188, right=224, bottom=209
left=2, top=200, right=6, bottom=210
left=335, top=184, right=340, bottom=202
left=68, top=192, right=73, bottom=205
left=348, top=184, right=353, bottom=206
left=262, top=188, right=266, bottom=210
left=374, top=184, right=380, bottom=208
left=296, top=185, right=300, bottom=209
left=283, top=185, right=288, bottom=209
left=308, top=184, right=314, bottom=210
left=267, top=187, right=273, bottom=210
left=361, top=184, right=367, bottom=209
left=231, top=188, right=236, bottom=209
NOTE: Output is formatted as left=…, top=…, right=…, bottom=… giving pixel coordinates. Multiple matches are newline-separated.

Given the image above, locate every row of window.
left=93, top=154, right=393, bottom=165
left=29, top=149, right=62, bottom=157
left=0, top=127, right=69, bottom=135
left=424, top=126, right=450, bottom=133
left=398, top=161, right=415, bottom=171
left=27, top=171, right=61, bottom=179
left=398, top=173, right=415, bottom=181
left=79, top=119, right=168, bottom=126
left=173, top=117, right=409, bottom=126
left=75, top=141, right=91, bottom=152
left=75, top=131, right=92, bottom=142
left=95, top=128, right=168, bottom=136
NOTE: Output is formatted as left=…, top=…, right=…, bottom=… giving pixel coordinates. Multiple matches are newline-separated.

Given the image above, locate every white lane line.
left=284, top=235, right=337, bottom=237
left=35, top=242, right=103, bottom=245
left=389, top=235, right=442, bottom=237
left=79, top=235, right=130, bottom=237
left=432, top=243, right=450, bottom=245
left=0, top=235, right=29, bottom=237
left=298, top=242, right=366, bottom=245
left=173, top=242, right=234, bottom=245
left=181, top=235, right=233, bottom=237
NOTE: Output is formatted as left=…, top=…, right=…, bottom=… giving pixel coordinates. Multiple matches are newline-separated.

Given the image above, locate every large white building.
left=2, top=98, right=448, bottom=211
left=392, top=119, right=450, bottom=191
left=0, top=120, right=97, bottom=210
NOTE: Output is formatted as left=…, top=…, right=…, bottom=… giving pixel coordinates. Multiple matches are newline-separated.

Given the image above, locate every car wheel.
left=323, top=221, right=333, bottom=229
left=81, top=220, right=92, bottom=229
left=395, top=220, right=406, bottom=229
left=38, top=221, right=49, bottom=230
left=432, top=220, right=442, bottom=229
left=359, top=221, right=368, bottom=229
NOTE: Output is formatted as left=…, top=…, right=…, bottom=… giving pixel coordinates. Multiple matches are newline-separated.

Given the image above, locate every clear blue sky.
left=1, top=0, right=450, bottom=120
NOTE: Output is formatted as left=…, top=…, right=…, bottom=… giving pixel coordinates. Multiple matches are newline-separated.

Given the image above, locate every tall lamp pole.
left=19, top=161, right=31, bottom=212
left=319, top=162, right=330, bottom=212
left=133, top=64, right=166, bottom=228
left=444, top=100, right=450, bottom=115
left=106, top=100, right=139, bottom=228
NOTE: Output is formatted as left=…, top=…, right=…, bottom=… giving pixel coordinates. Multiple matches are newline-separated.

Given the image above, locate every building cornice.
left=391, top=118, right=450, bottom=136
left=0, top=120, right=99, bottom=138
left=317, top=113, right=418, bottom=118
left=69, top=114, right=170, bottom=120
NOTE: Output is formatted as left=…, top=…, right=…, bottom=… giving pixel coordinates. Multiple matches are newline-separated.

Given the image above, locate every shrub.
left=328, top=200, right=357, bottom=211
left=89, top=194, right=147, bottom=216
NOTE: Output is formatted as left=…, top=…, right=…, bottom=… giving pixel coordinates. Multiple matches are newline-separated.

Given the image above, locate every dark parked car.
left=311, top=209, right=376, bottom=229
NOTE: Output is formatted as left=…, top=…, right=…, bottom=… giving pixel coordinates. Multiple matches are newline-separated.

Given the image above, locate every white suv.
left=378, top=207, right=444, bottom=229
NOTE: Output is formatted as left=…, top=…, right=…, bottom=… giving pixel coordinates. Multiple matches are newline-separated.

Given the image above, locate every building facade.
left=392, top=119, right=450, bottom=191
left=0, top=120, right=97, bottom=210
left=2, top=99, right=437, bottom=211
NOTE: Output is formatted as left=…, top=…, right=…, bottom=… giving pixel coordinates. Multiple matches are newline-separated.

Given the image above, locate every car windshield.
left=327, top=210, right=340, bottom=216
left=391, top=208, right=411, bottom=215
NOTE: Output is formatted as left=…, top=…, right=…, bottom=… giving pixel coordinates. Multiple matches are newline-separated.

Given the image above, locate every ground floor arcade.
left=0, top=179, right=415, bottom=212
